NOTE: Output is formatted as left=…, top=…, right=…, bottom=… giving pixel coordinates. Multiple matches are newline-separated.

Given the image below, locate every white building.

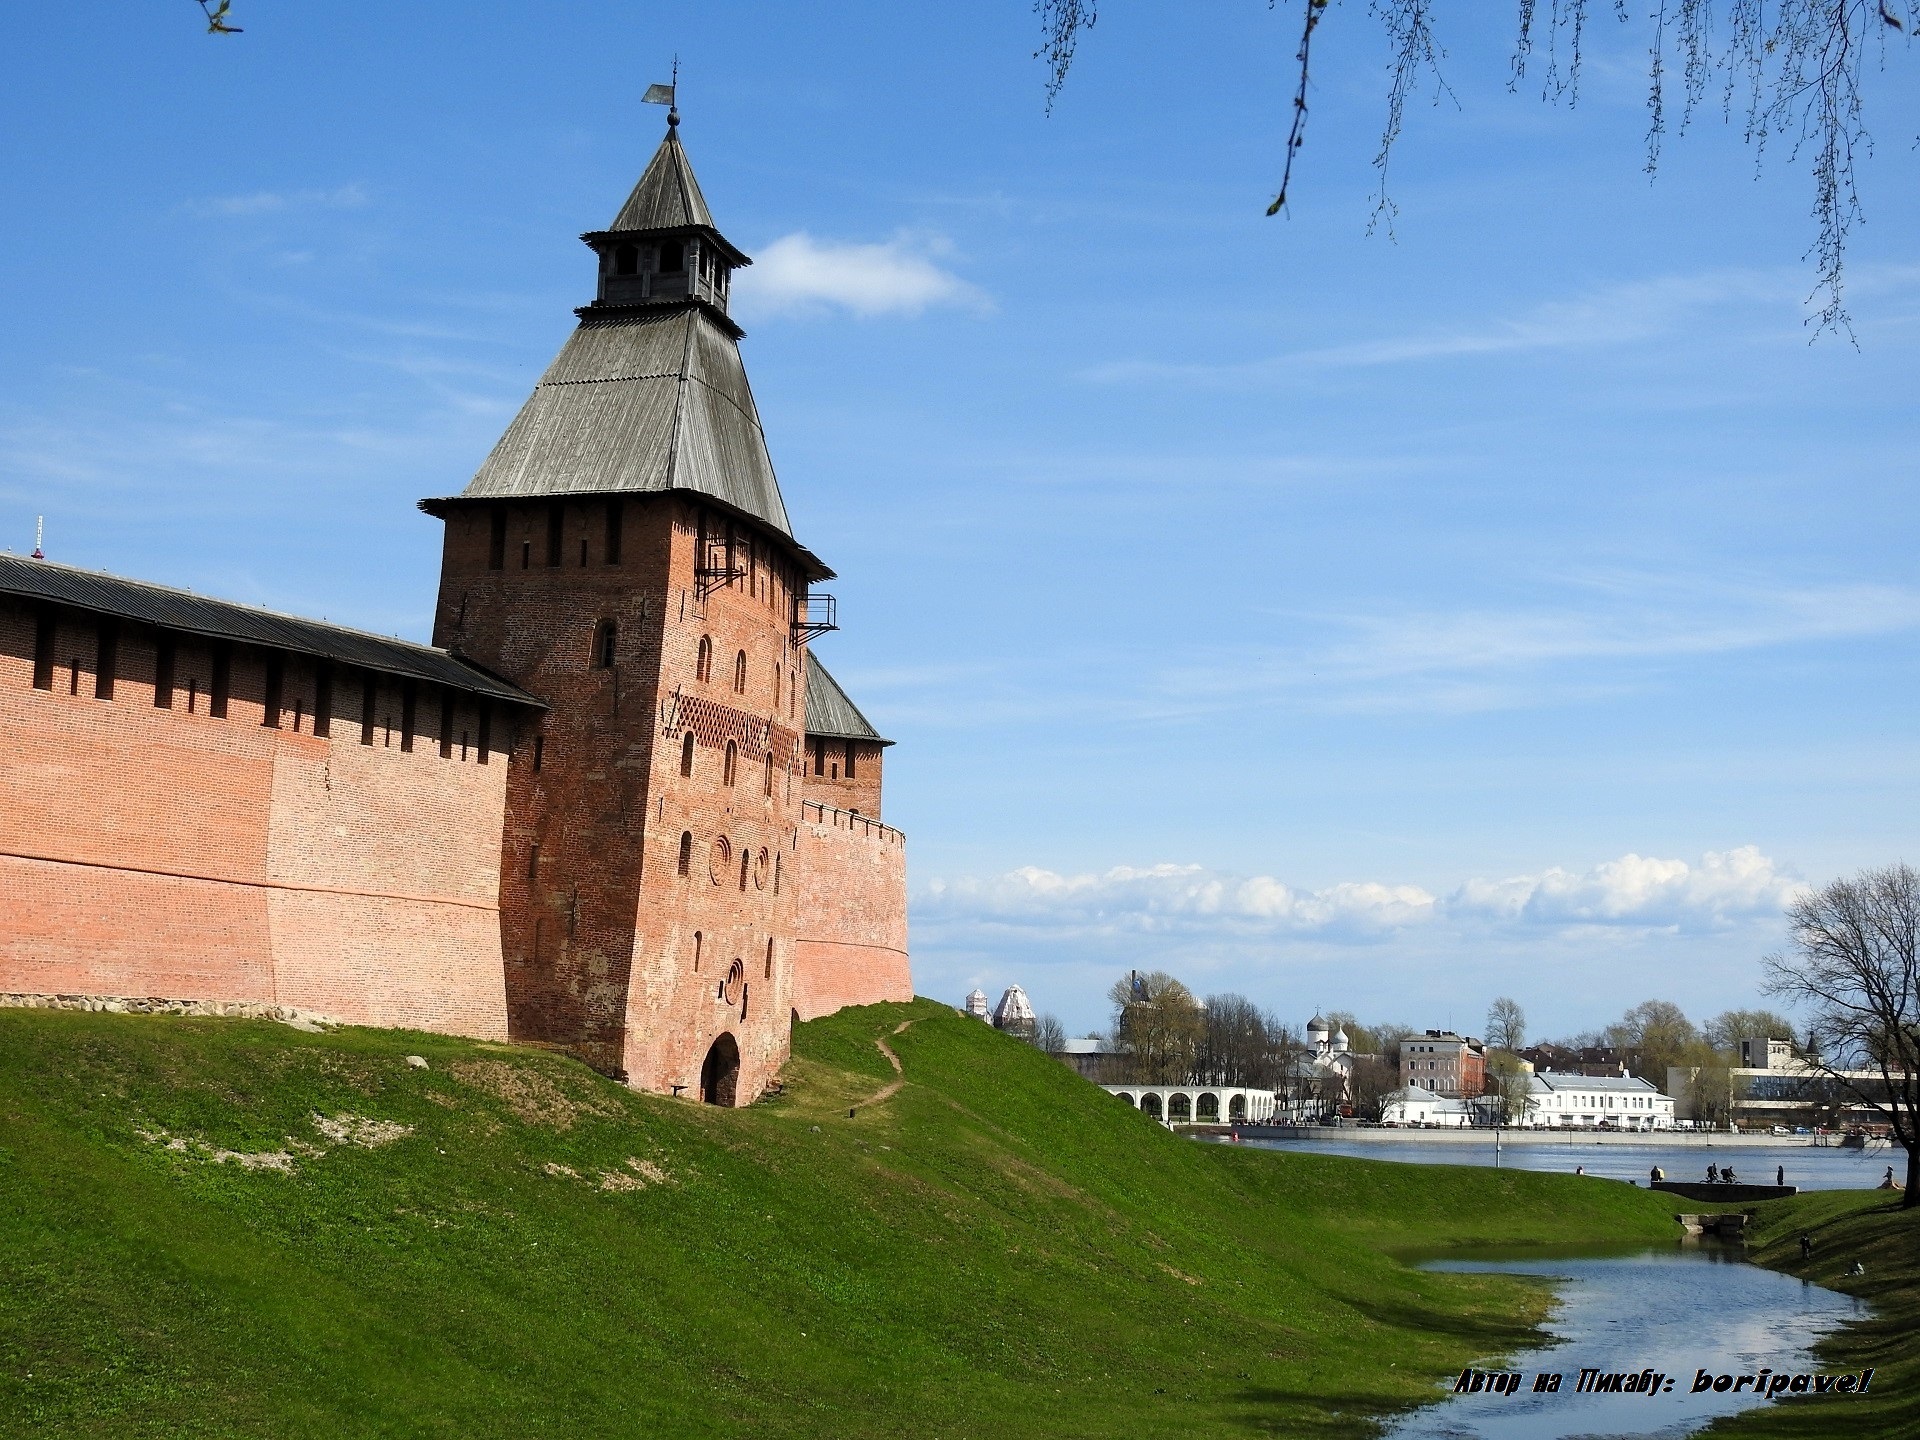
left=1104, top=1085, right=1278, bottom=1126
left=1521, top=1072, right=1674, bottom=1129
left=1381, top=1084, right=1477, bottom=1127
left=961, top=988, right=990, bottom=1022
left=991, top=984, right=1035, bottom=1033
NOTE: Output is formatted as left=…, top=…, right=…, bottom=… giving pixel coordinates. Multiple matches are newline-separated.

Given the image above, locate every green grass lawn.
left=0, top=999, right=1690, bottom=1438
left=1703, top=1186, right=1920, bottom=1439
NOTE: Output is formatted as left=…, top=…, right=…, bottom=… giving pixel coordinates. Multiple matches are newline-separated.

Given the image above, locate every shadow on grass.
left=1231, top=1384, right=1439, bottom=1438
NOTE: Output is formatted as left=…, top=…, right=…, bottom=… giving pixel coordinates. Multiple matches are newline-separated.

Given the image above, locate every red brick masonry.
left=0, top=598, right=512, bottom=1039
left=790, top=802, right=910, bottom=1022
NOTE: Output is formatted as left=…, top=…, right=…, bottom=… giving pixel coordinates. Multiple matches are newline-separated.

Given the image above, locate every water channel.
left=1242, top=1134, right=1899, bottom=1190
left=1381, top=1242, right=1866, bottom=1439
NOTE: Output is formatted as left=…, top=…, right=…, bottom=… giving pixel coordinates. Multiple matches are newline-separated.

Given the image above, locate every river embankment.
left=1216, top=1127, right=1903, bottom=1190
left=1212, top=1125, right=1842, bottom=1148
left=1701, top=1189, right=1918, bottom=1439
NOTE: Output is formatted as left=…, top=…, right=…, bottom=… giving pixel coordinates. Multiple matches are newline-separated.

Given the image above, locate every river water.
left=1241, top=1135, right=1899, bottom=1190
left=1382, top=1243, right=1867, bottom=1439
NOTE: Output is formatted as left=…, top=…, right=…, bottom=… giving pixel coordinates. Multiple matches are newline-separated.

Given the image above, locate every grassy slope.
left=1703, top=1187, right=1920, bottom=1440
left=0, top=1000, right=1686, bottom=1439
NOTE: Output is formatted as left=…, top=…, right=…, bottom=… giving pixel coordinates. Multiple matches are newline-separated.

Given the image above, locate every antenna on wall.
left=31, top=515, right=44, bottom=560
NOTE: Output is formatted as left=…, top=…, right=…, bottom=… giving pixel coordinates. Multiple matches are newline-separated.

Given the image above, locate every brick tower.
left=421, top=110, right=835, bottom=1102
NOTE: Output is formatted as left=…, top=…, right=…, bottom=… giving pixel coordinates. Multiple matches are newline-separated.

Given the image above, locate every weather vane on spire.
left=642, top=57, right=679, bottom=127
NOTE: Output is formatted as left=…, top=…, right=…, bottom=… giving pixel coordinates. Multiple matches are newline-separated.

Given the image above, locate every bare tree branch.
left=1034, top=0, right=1918, bottom=335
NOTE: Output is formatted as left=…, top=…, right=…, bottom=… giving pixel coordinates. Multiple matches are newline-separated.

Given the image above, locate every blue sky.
left=4, top=4, right=1916, bottom=1042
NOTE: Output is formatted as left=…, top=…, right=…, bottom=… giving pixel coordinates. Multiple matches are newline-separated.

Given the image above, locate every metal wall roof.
left=805, top=655, right=891, bottom=745
left=0, top=554, right=541, bottom=708
left=438, top=308, right=821, bottom=569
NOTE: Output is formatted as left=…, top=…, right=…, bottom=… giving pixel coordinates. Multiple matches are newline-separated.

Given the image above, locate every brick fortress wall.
left=433, top=494, right=809, bottom=1100
left=789, top=800, right=910, bottom=1022
left=0, top=596, right=515, bottom=1037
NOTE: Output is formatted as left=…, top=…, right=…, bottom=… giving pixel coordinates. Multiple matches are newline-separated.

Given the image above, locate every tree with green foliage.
left=1107, top=970, right=1205, bottom=1084
left=1704, top=1008, right=1801, bottom=1056
left=1604, top=999, right=1701, bottom=1085
left=1765, top=862, right=1920, bottom=1205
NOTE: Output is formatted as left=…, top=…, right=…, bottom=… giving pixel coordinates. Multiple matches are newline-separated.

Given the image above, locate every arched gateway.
left=700, top=1033, right=741, bottom=1107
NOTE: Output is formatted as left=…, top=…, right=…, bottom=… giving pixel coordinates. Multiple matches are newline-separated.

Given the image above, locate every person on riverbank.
left=1706, top=1163, right=1719, bottom=1184
left=1651, top=1165, right=1664, bottom=1185
left=1777, top=1165, right=1785, bottom=1187
left=1723, top=1165, right=1738, bottom=1185
left=1800, top=1234, right=1814, bottom=1260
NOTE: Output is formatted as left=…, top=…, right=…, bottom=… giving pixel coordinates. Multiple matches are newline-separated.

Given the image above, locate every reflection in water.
left=1382, top=1244, right=1864, bottom=1440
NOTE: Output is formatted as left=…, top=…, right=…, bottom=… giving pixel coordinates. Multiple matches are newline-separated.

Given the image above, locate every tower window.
left=210, top=646, right=231, bottom=718
left=613, top=244, right=639, bottom=276
left=153, top=637, right=176, bottom=709
left=765, top=938, right=774, bottom=979
left=546, top=504, right=564, bottom=567
left=400, top=681, right=417, bottom=753
left=812, top=736, right=825, bottom=776
left=739, top=849, right=749, bottom=892
left=94, top=621, right=118, bottom=701
left=696, top=635, right=712, bottom=683
left=845, top=740, right=857, bottom=779
left=313, top=662, right=332, bottom=738
left=594, top=620, right=617, bottom=669
left=678, top=831, right=692, bottom=877
left=31, top=607, right=55, bottom=691
left=773, top=664, right=781, bottom=708
left=723, top=740, right=737, bottom=787
left=764, top=751, right=774, bottom=797
left=693, top=931, right=702, bottom=971
left=605, top=499, right=623, bottom=565
left=680, top=731, right=695, bottom=776
left=733, top=650, right=747, bottom=693
left=659, top=240, right=684, bottom=273
left=360, top=674, right=377, bottom=745
left=488, top=507, right=507, bottom=570
left=261, top=654, right=282, bottom=727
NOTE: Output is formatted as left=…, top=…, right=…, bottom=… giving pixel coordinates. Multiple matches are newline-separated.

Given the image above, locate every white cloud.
left=1447, top=846, right=1803, bottom=929
left=918, top=846, right=1800, bottom=943
left=1154, top=573, right=1920, bottom=716
left=733, top=231, right=984, bottom=317
left=182, top=185, right=369, bottom=218
left=1081, top=270, right=1795, bottom=385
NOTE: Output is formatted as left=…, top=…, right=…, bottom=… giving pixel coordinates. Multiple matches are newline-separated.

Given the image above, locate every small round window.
left=709, top=834, right=732, bottom=885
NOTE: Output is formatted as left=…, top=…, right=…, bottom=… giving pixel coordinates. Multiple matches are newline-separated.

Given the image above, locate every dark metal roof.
left=427, top=306, right=829, bottom=578
left=805, top=655, right=892, bottom=745
left=0, top=554, right=541, bottom=708
left=609, top=126, right=715, bottom=233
